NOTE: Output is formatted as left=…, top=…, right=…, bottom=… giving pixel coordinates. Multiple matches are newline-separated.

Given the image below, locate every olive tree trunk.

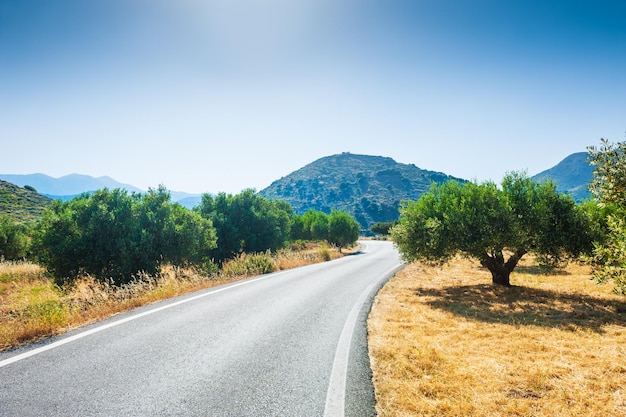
left=480, top=249, right=527, bottom=287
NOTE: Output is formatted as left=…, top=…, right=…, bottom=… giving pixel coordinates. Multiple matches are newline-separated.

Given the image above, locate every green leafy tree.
left=305, top=210, right=330, bottom=241
left=392, top=172, right=592, bottom=286
left=0, top=215, right=29, bottom=260
left=578, top=200, right=614, bottom=248
left=327, top=210, right=360, bottom=250
left=33, top=188, right=216, bottom=286
left=137, top=186, right=217, bottom=267
left=587, top=138, right=626, bottom=293
left=196, top=189, right=292, bottom=263
left=33, top=188, right=140, bottom=284
left=370, top=221, right=395, bottom=236
left=290, top=214, right=307, bottom=241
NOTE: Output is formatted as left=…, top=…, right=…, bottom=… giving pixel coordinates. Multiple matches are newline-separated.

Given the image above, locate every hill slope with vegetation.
left=532, top=152, right=593, bottom=202
left=259, top=153, right=464, bottom=229
left=0, top=180, right=53, bottom=223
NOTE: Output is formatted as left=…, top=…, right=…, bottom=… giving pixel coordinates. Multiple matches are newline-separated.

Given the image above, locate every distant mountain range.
left=1, top=151, right=594, bottom=227
left=0, top=173, right=203, bottom=208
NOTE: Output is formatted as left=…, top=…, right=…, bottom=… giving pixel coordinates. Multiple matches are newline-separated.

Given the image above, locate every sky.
left=1, top=0, right=625, bottom=194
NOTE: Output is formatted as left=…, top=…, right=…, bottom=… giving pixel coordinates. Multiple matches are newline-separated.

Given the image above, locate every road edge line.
left=323, top=263, right=403, bottom=417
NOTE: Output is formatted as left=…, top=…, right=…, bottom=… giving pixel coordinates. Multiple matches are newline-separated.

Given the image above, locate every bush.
left=328, top=210, right=360, bottom=249
left=195, top=189, right=292, bottom=264
left=0, top=215, right=28, bottom=260
left=370, top=221, right=395, bottom=236
left=221, top=253, right=277, bottom=277
left=318, top=243, right=331, bottom=261
left=32, top=187, right=217, bottom=286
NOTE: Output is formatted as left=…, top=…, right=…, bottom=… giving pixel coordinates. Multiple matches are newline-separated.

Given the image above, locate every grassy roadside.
left=0, top=242, right=347, bottom=352
left=368, top=257, right=626, bottom=417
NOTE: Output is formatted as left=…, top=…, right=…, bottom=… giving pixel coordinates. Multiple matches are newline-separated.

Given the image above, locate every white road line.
left=0, top=271, right=287, bottom=369
left=323, top=263, right=401, bottom=417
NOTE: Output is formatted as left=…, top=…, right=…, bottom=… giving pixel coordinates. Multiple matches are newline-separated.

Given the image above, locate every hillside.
left=532, top=152, right=594, bottom=202
left=0, top=180, right=53, bottom=223
left=259, top=153, right=464, bottom=229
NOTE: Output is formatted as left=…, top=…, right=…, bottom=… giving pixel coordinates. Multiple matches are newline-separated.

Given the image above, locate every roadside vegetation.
left=368, top=257, right=626, bottom=417
left=4, top=135, right=626, bottom=415
left=370, top=137, right=626, bottom=416
left=391, top=171, right=595, bottom=287
left=0, top=184, right=360, bottom=351
left=0, top=242, right=348, bottom=351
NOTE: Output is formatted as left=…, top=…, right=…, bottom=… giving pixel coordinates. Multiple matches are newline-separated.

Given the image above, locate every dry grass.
left=0, top=243, right=349, bottom=351
left=274, top=242, right=345, bottom=269
left=368, top=257, right=626, bottom=417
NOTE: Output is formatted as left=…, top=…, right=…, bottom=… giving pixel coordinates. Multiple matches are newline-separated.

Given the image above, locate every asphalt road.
left=0, top=240, right=403, bottom=417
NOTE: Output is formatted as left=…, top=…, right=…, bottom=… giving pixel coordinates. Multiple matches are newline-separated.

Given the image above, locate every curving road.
left=0, top=240, right=403, bottom=417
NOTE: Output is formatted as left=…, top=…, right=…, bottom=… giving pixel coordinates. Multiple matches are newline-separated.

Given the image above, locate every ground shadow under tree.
left=414, top=284, right=626, bottom=333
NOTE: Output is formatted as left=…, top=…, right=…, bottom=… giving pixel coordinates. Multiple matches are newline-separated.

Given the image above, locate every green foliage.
left=0, top=180, right=53, bottom=224
left=578, top=200, right=614, bottom=247
left=502, top=172, right=593, bottom=267
left=290, top=209, right=360, bottom=248
left=370, top=221, right=395, bottom=235
left=318, top=243, right=331, bottom=261
left=32, top=187, right=217, bottom=286
left=195, top=189, right=292, bottom=264
left=327, top=210, right=360, bottom=249
left=24, top=299, right=67, bottom=327
left=258, top=153, right=463, bottom=229
left=221, top=252, right=276, bottom=277
left=588, top=138, right=626, bottom=204
left=291, top=209, right=330, bottom=241
left=392, top=172, right=593, bottom=286
left=0, top=215, right=29, bottom=260
left=586, top=137, right=626, bottom=294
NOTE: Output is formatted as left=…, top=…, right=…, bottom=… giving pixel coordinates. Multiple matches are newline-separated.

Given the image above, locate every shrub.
left=327, top=210, right=360, bottom=249
left=32, top=187, right=217, bottom=286
left=0, top=215, right=28, bottom=260
left=318, top=243, right=331, bottom=261
left=24, top=300, right=68, bottom=328
left=221, top=253, right=277, bottom=277
left=196, top=189, right=292, bottom=264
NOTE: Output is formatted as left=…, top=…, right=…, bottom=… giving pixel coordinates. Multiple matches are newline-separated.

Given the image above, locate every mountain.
left=0, top=173, right=203, bottom=208
left=532, top=152, right=594, bottom=202
left=258, top=153, right=464, bottom=230
left=0, top=180, right=53, bottom=223
left=0, top=173, right=143, bottom=196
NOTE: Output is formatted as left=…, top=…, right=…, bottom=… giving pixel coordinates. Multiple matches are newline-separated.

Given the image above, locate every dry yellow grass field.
left=0, top=243, right=346, bottom=351
left=369, top=257, right=626, bottom=417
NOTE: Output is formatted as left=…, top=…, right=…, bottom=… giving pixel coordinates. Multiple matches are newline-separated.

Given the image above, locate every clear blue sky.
left=1, top=0, right=624, bottom=194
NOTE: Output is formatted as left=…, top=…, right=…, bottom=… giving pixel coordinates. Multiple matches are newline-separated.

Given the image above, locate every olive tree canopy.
left=392, top=172, right=592, bottom=286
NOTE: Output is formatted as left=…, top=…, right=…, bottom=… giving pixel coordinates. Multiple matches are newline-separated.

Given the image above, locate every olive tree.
left=195, top=189, right=292, bottom=263
left=0, top=215, right=28, bottom=260
left=370, top=221, right=395, bottom=236
left=291, top=209, right=330, bottom=242
left=587, top=137, right=626, bottom=293
left=327, top=210, right=360, bottom=250
left=392, top=172, right=592, bottom=286
left=33, top=187, right=217, bottom=286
